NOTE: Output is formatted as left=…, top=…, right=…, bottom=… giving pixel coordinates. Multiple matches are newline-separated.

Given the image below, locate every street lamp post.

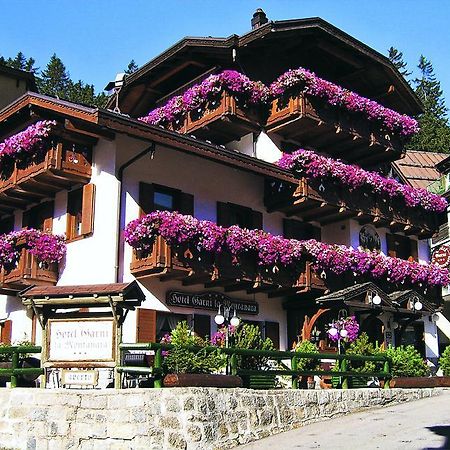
left=214, top=303, right=240, bottom=348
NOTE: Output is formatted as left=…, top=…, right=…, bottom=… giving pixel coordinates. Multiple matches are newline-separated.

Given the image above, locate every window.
left=155, top=312, right=188, bottom=342
left=283, top=219, right=321, bottom=241
left=0, top=216, right=14, bottom=235
left=239, top=320, right=280, bottom=349
left=217, top=202, right=263, bottom=229
left=22, top=201, right=54, bottom=232
left=66, top=184, right=95, bottom=241
left=139, top=182, right=194, bottom=217
left=386, top=233, right=418, bottom=261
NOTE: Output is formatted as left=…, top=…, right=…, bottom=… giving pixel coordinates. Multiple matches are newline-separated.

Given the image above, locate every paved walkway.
left=239, top=390, right=450, bottom=450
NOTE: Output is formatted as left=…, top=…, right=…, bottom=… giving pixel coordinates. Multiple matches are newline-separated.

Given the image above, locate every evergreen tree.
left=125, top=59, right=138, bottom=75
left=37, top=53, right=71, bottom=99
left=388, top=47, right=411, bottom=78
left=0, top=51, right=37, bottom=72
left=407, top=55, right=450, bottom=153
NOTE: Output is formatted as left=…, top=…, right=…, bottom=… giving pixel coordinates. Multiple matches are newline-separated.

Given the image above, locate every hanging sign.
left=166, top=291, right=259, bottom=315
left=432, top=245, right=450, bottom=267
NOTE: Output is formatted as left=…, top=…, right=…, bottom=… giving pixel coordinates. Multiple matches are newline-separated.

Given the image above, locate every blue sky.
left=2, top=1, right=449, bottom=106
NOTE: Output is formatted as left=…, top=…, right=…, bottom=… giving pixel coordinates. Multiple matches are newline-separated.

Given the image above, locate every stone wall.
left=0, top=387, right=440, bottom=450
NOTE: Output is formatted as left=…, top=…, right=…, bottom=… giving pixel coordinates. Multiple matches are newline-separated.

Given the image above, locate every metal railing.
left=0, top=345, right=43, bottom=388
left=118, top=342, right=392, bottom=389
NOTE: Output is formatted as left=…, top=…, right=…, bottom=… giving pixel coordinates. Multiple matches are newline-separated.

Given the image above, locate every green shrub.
left=294, top=340, right=319, bottom=371
left=164, top=321, right=226, bottom=374
left=345, top=333, right=382, bottom=373
left=231, top=323, right=275, bottom=370
left=384, top=345, right=429, bottom=377
left=439, top=345, right=450, bottom=376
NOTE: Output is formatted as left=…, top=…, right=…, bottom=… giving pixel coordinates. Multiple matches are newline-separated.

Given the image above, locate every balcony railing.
left=0, top=139, right=92, bottom=213
left=265, top=178, right=442, bottom=237
left=0, top=247, right=59, bottom=290
left=130, top=236, right=324, bottom=297
left=172, top=91, right=262, bottom=144
left=266, top=95, right=403, bottom=166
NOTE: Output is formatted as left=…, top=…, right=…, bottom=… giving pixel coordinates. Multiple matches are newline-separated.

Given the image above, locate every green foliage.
left=439, top=345, right=450, bottom=376
left=407, top=55, right=450, bottom=153
left=0, top=51, right=37, bottom=72
left=164, top=321, right=226, bottom=374
left=294, top=340, right=319, bottom=371
left=231, top=323, right=275, bottom=370
left=388, top=47, right=411, bottom=78
left=385, top=345, right=429, bottom=377
left=345, top=333, right=382, bottom=373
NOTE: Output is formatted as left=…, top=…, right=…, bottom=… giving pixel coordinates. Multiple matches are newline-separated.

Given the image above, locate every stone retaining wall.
left=0, top=387, right=441, bottom=450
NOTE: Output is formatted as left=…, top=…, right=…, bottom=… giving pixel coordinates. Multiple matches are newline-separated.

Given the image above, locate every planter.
left=241, top=373, right=277, bottom=389
left=390, top=376, right=450, bottom=388
left=163, top=373, right=243, bottom=388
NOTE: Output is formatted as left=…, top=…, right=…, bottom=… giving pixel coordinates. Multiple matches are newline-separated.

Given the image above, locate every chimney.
left=251, top=8, right=268, bottom=29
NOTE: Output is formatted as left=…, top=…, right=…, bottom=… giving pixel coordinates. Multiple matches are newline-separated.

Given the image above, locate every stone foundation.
left=0, top=387, right=441, bottom=449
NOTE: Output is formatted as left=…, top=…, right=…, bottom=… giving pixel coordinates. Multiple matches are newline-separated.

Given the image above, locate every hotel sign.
left=48, top=318, right=115, bottom=363
left=166, top=291, right=259, bottom=315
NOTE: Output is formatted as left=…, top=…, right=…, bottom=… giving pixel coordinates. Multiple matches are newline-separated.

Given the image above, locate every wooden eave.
left=0, top=92, right=295, bottom=184
left=113, top=17, right=421, bottom=117
left=20, top=281, right=145, bottom=309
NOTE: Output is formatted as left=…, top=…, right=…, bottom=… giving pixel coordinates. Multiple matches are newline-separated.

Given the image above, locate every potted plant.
left=294, top=340, right=320, bottom=388
left=162, top=321, right=241, bottom=387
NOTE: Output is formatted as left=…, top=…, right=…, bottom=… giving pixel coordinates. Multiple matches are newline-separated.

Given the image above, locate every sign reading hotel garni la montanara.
left=48, top=319, right=115, bottom=362
left=166, top=291, right=258, bottom=315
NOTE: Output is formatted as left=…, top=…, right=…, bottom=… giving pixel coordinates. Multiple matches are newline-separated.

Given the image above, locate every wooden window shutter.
left=193, top=314, right=211, bottom=339
left=251, top=210, right=263, bottom=230
left=42, top=201, right=54, bottom=233
left=283, top=219, right=297, bottom=239
left=312, top=225, right=321, bottom=241
left=178, top=193, right=194, bottom=216
left=217, top=202, right=231, bottom=227
left=139, top=182, right=155, bottom=217
left=80, top=183, right=95, bottom=236
left=264, top=321, right=280, bottom=349
left=283, top=219, right=321, bottom=241
left=1, top=320, right=12, bottom=344
left=409, top=238, right=419, bottom=262
left=136, top=308, right=156, bottom=343
left=386, top=234, right=397, bottom=257
left=22, top=210, right=30, bottom=229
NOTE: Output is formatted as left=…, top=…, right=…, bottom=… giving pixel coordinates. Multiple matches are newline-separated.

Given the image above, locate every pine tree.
left=0, top=51, right=37, bottom=72
left=125, top=59, right=138, bottom=75
left=37, top=53, right=71, bottom=99
left=407, top=55, right=450, bottom=153
left=388, top=47, right=411, bottom=78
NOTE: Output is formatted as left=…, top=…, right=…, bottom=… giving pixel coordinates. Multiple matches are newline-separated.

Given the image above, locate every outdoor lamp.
left=372, top=294, right=382, bottom=305
left=328, top=327, right=338, bottom=337
left=414, top=300, right=423, bottom=311
left=339, top=329, right=348, bottom=338
left=391, top=321, right=399, bottom=330
left=214, top=305, right=225, bottom=325
left=229, top=308, right=240, bottom=327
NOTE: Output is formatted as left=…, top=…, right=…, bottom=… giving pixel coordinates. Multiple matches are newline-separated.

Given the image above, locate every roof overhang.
left=113, top=17, right=422, bottom=117
left=20, top=281, right=145, bottom=309
left=0, top=92, right=294, bottom=184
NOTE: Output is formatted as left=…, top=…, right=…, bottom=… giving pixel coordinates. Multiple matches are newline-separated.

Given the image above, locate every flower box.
left=266, top=94, right=403, bottom=163
left=390, top=376, right=450, bottom=388
left=185, top=91, right=262, bottom=143
left=163, top=373, right=243, bottom=388
left=1, top=247, right=58, bottom=289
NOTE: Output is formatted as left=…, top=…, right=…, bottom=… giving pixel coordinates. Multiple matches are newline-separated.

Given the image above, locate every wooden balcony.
left=130, top=236, right=325, bottom=298
left=0, top=140, right=92, bottom=214
left=176, top=92, right=262, bottom=144
left=266, top=95, right=404, bottom=166
left=265, top=178, right=442, bottom=238
left=0, top=247, right=58, bottom=290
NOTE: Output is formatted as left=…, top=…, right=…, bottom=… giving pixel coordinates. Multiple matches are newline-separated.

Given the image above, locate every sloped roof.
left=393, top=150, right=447, bottom=189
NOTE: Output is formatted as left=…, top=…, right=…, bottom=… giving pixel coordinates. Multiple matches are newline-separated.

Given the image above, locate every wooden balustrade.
left=0, top=247, right=59, bottom=290
left=266, top=95, right=404, bottom=166
left=178, top=91, right=262, bottom=144
left=0, top=139, right=92, bottom=214
left=264, top=178, right=441, bottom=237
left=130, top=236, right=324, bottom=297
